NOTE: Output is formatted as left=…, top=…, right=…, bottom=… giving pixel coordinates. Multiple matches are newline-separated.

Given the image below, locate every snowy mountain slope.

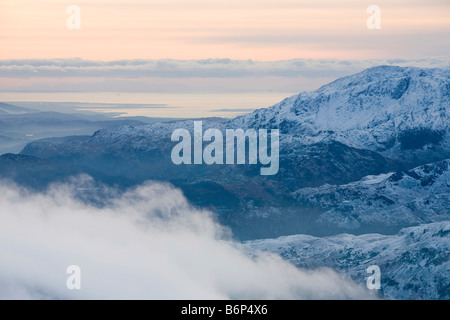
left=230, top=66, right=449, bottom=164
left=21, top=66, right=449, bottom=166
left=293, top=159, right=450, bottom=232
left=246, top=221, right=450, bottom=300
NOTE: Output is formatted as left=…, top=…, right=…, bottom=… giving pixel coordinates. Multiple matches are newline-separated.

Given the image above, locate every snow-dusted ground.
left=246, top=221, right=450, bottom=300
left=293, top=159, right=450, bottom=231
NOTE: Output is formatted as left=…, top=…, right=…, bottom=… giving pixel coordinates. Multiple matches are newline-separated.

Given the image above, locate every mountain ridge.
left=230, top=66, right=449, bottom=165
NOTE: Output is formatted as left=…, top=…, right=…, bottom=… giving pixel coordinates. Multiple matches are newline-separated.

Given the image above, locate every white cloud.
left=0, top=57, right=448, bottom=79
left=0, top=177, right=373, bottom=299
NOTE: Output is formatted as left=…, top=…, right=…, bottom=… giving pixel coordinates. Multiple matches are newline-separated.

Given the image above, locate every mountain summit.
left=231, top=66, right=449, bottom=164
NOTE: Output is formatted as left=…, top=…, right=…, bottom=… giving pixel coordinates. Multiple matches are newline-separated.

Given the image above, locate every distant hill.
left=0, top=110, right=151, bottom=154
left=0, top=102, right=34, bottom=114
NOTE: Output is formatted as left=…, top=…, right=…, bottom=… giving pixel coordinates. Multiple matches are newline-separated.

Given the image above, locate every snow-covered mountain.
left=21, top=66, right=450, bottom=177
left=293, top=159, right=450, bottom=233
left=246, top=221, right=450, bottom=300
left=231, top=66, right=449, bottom=165
left=22, top=66, right=450, bottom=162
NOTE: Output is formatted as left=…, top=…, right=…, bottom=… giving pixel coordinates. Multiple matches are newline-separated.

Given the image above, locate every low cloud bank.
left=0, top=58, right=447, bottom=93
left=0, top=177, right=373, bottom=299
left=0, top=57, right=448, bottom=78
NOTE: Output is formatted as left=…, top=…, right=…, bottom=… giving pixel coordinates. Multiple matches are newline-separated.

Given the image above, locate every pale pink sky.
left=0, top=0, right=449, bottom=60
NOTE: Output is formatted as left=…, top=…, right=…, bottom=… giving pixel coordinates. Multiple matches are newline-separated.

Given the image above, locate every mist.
left=0, top=177, right=374, bottom=299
